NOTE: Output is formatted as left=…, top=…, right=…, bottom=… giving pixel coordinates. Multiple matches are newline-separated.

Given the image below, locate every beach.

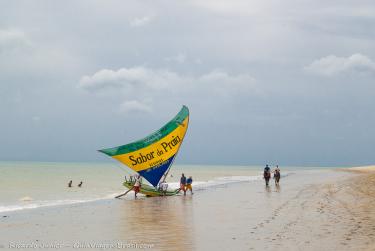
left=1, top=164, right=375, bottom=251
left=2, top=1, right=374, bottom=250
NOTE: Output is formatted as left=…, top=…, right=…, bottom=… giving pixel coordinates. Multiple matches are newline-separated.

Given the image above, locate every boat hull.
left=123, top=181, right=180, bottom=197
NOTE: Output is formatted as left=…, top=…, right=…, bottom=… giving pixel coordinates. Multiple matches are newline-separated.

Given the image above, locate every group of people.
left=263, top=165, right=281, bottom=186
left=115, top=163, right=282, bottom=200
left=68, top=180, right=83, bottom=187
left=179, top=173, right=193, bottom=195
left=127, top=173, right=193, bottom=198
left=120, top=166, right=280, bottom=199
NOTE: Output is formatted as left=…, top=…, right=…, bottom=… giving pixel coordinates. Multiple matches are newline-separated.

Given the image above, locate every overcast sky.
left=1, top=0, right=374, bottom=166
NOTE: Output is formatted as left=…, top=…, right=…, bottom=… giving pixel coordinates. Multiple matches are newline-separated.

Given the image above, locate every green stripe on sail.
left=99, top=105, right=189, bottom=156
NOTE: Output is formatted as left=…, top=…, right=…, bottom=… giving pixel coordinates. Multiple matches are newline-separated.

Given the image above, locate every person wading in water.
left=263, top=165, right=271, bottom=186
left=179, top=173, right=187, bottom=195
left=274, top=165, right=281, bottom=185
left=185, top=176, right=193, bottom=195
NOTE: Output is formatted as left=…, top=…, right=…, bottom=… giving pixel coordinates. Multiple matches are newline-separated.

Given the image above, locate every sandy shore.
left=254, top=168, right=375, bottom=251
left=346, top=165, right=375, bottom=172
left=1, top=169, right=374, bottom=251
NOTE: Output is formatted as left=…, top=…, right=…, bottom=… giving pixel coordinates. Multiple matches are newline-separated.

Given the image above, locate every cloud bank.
left=305, top=54, right=375, bottom=76
left=0, top=29, right=30, bottom=52
left=79, top=66, right=257, bottom=113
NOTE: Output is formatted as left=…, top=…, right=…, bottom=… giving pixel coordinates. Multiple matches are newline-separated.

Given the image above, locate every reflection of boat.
left=99, top=106, right=189, bottom=196
left=117, top=195, right=194, bottom=250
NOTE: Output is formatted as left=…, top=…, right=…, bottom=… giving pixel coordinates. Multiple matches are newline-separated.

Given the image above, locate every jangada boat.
left=99, top=106, right=189, bottom=197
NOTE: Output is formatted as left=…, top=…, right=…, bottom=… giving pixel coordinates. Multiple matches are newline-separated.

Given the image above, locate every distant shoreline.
left=339, top=165, right=375, bottom=173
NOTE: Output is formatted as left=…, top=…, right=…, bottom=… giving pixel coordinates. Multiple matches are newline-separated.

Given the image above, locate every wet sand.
left=1, top=169, right=374, bottom=251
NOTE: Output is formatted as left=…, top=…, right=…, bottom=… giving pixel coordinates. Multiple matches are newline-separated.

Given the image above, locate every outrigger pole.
left=115, top=187, right=133, bottom=199
left=115, top=176, right=133, bottom=199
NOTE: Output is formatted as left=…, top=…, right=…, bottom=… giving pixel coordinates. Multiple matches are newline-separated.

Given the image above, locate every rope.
left=111, top=160, right=135, bottom=177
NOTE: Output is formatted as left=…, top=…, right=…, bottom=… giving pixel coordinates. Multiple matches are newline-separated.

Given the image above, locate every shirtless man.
left=263, top=165, right=271, bottom=186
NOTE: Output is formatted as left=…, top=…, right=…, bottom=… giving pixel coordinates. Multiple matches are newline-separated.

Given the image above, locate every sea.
left=0, top=161, right=335, bottom=214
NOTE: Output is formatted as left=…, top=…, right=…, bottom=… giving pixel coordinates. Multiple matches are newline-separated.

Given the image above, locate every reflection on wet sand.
left=265, top=185, right=271, bottom=192
left=264, top=184, right=281, bottom=194
left=117, top=195, right=194, bottom=251
left=275, top=183, right=281, bottom=192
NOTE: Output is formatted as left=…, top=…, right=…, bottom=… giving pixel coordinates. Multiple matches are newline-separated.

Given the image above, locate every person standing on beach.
left=180, top=173, right=187, bottom=195
left=186, top=176, right=193, bottom=195
left=263, top=165, right=271, bottom=186
left=68, top=180, right=72, bottom=187
left=274, top=165, right=281, bottom=185
left=133, top=175, right=142, bottom=198
left=78, top=181, right=83, bottom=187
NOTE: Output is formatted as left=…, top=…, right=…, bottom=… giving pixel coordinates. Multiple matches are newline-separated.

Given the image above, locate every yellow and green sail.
left=99, top=106, right=189, bottom=187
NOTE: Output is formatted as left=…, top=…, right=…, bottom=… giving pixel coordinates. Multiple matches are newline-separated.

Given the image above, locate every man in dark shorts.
left=180, top=173, right=187, bottom=195
left=263, top=165, right=271, bottom=186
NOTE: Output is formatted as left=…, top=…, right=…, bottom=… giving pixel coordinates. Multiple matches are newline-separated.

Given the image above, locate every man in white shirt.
left=133, top=175, right=142, bottom=198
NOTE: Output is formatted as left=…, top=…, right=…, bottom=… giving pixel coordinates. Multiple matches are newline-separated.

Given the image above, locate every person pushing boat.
left=180, top=173, right=187, bottom=195
left=263, top=165, right=271, bottom=186
left=186, top=176, right=193, bottom=195
left=133, top=175, right=142, bottom=198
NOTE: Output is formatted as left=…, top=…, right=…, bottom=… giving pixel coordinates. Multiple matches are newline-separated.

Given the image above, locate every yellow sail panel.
left=113, top=117, right=188, bottom=172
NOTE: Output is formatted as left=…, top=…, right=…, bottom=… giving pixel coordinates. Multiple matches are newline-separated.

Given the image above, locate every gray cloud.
left=164, top=53, right=187, bottom=64
left=120, top=100, right=152, bottom=113
left=0, top=29, right=30, bottom=52
left=129, top=16, right=153, bottom=27
left=305, top=54, right=375, bottom=76
left=79, top=66, right=257, bottom=113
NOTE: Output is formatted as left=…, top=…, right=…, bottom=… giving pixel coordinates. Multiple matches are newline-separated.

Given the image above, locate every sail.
left=99, top=106, right=189, bottom=187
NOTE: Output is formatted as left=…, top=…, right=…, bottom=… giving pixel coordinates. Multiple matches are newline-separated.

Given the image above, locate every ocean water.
left=0, top=161, right=331, bottom=213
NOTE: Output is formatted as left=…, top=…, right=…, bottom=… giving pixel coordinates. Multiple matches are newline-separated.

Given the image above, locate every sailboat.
left=99, top=105, right=189, bottom=197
